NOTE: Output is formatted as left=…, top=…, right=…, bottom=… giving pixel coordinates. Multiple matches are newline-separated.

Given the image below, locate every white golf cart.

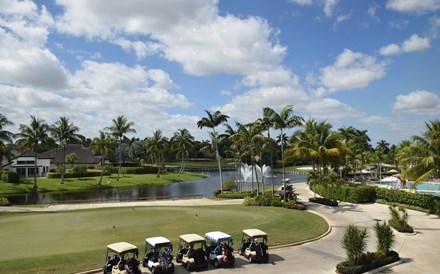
left=143, top=236, right=175, bottom=274
left=103, top=242, right=141, bottom=274
left=238, top=229, right=269, bottom=263
left=176, top=233, right=209, bottom=271
left=204, top=231, right=235, bottom=268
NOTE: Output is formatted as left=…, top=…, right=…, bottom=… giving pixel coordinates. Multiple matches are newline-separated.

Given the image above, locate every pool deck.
left=2, top=182, right=440, bottom=274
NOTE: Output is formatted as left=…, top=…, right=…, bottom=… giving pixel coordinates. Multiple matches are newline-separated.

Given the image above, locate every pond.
left=5, top=171, right=307, bottom=205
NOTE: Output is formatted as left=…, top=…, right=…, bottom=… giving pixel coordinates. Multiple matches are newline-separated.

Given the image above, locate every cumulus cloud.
left=288, top=0, right=340, bottom=17
left=379, top=34, right=430, bottom=56
left=386, top=0, right=440, bottom=14
left=393, top=90, right=440, bottom=115
left=319, top=49, right=388, bottom=92
left=54, top=0, right=286, bottom=76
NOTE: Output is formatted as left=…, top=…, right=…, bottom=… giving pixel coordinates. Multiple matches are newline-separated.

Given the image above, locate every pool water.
left=379, top=181, right=440, bottom=196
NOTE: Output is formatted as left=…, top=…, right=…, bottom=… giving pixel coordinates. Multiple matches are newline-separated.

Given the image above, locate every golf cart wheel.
left=213, top=259, right=220, bottom=268
left=248, top=256, right=254, bottom=263
left=238, top=249, right=243, bottom=255
left=186, top=263, right=193, bottom=271
left=175, top=255, right=182, bottom=263
left=169, top=264, right=175, bottom=273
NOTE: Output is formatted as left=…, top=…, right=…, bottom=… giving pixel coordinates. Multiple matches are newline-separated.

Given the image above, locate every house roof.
left=38, top=144, right=102, bottom=164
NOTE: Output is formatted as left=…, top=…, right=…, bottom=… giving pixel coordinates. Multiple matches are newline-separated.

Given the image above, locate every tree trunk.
left=33, top=149, right=38, bottom=191
left=281, top=129, right=287, bottom=202
left=61, top=144, right=65, bottom=184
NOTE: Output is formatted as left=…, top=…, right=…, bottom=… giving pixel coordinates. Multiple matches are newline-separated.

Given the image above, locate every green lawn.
left=0, top=172, right=207, bottom=195
left=0, top=205, right=328, bottom=273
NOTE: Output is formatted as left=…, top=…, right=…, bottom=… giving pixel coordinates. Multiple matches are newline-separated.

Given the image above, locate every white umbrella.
left=381, top=176, right=400, bottom=183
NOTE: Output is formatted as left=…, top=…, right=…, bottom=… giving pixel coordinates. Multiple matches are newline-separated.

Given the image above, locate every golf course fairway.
left=0, top=204, right=328, bottom=273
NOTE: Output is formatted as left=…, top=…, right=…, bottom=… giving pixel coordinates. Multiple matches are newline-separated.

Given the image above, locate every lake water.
left=5, top=171, right=307, bottom=205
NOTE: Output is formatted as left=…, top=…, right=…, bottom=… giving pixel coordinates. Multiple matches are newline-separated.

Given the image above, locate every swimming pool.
left=379, top=181, right=440, bottom=196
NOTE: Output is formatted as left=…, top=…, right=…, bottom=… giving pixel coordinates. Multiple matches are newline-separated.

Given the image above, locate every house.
left=6, top=144, right=105, bottom=178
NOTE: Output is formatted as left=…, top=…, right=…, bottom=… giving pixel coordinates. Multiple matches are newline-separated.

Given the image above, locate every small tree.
left=341, top=224, right=369, bottom=265
left=72, top=165, right=87, bottom=180
left=66, top=152, right=78, bottom=168
left=389, top=206, right=413, bottom=233
left=374, top=221, right=395, bottom=256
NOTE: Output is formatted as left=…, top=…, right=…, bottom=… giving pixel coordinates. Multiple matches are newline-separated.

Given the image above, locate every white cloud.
left=379, top=43, right=401, bottom=56
left=304, top=98, right=361, bottom=120
left=323, top=0, right=339, bottom=17
left=54, top=0, right=285, bottom=76
left=367, top=5, right=381, bottom=21
left=388, top=19, right=409, bottom=29
left=393, top=90, right=440, bottom=115
left=379, top=34, right=430, bottom=56
left=386, top=0, right=440, bottom=14
left=401, top=34, right=431, bottom=52
left=319, top=49, right=388, bottom=92
left=289, top=0, right=313, bottom=5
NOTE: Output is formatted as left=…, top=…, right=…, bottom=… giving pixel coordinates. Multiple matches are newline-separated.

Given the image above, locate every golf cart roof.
left=179, top=233, right=205, bottom=243
left=243, top=229, right=267, bottom=238
left=107, top=242, right=138, bottom=253
left=205, top=231, right=233, bottom=242
left=145, top=236, right=171, bottom=247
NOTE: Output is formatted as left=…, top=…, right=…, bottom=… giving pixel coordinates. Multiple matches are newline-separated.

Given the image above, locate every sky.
left=1, top=0, right=439, bottom=147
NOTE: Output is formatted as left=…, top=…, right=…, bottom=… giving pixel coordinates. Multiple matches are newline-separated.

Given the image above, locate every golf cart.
left=204, top=231, right=235, bottom=268
left=143, top=236, right=175, bottom=274
left=275, top=179, right=297, bottom=200
left=238, top=229, right=269, bottom=263
left=103, top=242, right=141, bottom=274
left=176, top=233, right=209, bottom=271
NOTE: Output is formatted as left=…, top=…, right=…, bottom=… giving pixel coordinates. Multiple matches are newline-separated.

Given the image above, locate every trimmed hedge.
left=243, top=194, right=308, bottom=210
left=314, top=185, right=376, bottom=204
left=309, top=197, right=338, bottom=206
left=1, top=171, right=20, bottom=183
left=336, top=251, right=400, bottom=274
left=124, top=166, right=159, bottom=174
left=46, top=170, right=103, bottom=179
left=377, top=188, right=440, bottom=215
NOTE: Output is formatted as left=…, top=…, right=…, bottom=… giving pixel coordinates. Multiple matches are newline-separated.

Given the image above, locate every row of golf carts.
left=103, top=229, right=269, bottom=274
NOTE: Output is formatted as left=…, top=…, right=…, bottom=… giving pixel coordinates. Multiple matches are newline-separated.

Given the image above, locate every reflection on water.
left=5, top=172, right=306, bottom=205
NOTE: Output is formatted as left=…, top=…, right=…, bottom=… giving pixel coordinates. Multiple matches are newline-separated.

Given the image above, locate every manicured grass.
left=0, top=172, right=207, bottom=195
left=0, top=205, right=328, bottom=273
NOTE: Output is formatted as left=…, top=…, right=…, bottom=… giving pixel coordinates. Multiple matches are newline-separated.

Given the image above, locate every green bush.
left=388, top=206, right=414, bottom=233
left=1, top=171, right=20, bottom=183
left=336, top=251, right=399, bottom=274
left=223, top=180, right=236, bottom=191
left=46, top=169, right=103, bottom=179
left=341, top=224, right=369, bottom=265
left=309, top=197, right=338, bottom=206
left=217, top=192, right=250, bottom=199
left=242, top=194, right=307, bottom=210
left=0, top=197, right=12, bottom=206
left=124, top=166, right=159, bottom=174
left=377, top=188, right=440, bottom=215
left=374, top=221, right=395, bottom=256
left=314, top=185, right=376, bottom=203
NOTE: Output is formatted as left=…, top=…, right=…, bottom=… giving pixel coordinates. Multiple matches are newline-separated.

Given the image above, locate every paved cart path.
left=2, top=182, right=439, bottom=274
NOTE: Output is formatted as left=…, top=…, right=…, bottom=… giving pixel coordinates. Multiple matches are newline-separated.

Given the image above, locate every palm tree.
left=264, top=105, right=303, bottom=202
left=260, top=107, right=277, bottom=195
left=145, top=130, right=169, bottom=177
left=0, top=114, right=14, bottom=173
left=90, top=131, right=115, bottom=186
left=397, top=120, right=440, bottom=185
left=15, top=116, right=50, bottom=190
left=197, top=110, right=229, bottom=193
left=171, top=128, right=195, bottom=176
left=106, top=115, right=136, bottom=181
left=376, top=139, right=390, bottom=155
left=230, top=121, right=264, bottom=195
left=288, top=119, right=349, bottom=175
left=50, top=117, right=83, bottom=184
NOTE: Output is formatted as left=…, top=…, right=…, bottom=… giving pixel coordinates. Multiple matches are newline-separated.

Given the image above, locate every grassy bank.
left=0, top=205, right=328, bottom=273
left=0, top=172, right=207, bottom=195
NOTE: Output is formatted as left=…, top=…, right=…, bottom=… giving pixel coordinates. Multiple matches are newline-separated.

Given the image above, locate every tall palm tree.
left=171, top=128, right=195, bottom=176
left=230, top=121, right=264, bottom=195
left=50, top=117, right=83, bottom=184
left=264, top=105, right=303, bottom=202
left=106, top=115, right=136, bottom=181
left=260, top=107, right=277, bottom=195
left=397, top=120, right=440, bottom=185
left=376, top=139, right=390, bottom=155
left=90, top=131, right=115, bottom=186
left=15, top=116, right=50, bottom=190
left=197, top=110, right=229, bottom=193
left=288, top=119, right=348, bottom=174
left=145, top=130, right=169, bottom=177
left=0, top=114, right=14, bottom=173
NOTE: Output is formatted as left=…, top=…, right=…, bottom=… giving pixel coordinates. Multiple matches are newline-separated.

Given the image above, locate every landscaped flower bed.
left=336, top=251, right=400, bottom=274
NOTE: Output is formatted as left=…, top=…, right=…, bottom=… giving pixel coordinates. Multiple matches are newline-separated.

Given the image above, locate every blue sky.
left=1, top=0, right=439, bottom=146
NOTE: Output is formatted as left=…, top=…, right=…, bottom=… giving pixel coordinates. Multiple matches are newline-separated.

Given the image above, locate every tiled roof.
left=38, top=144, right=102, bottom=164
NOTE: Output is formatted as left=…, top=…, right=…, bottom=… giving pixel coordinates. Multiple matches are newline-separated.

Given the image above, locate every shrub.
left=388, top=206, right=414, bottom=233
left=336, top=251, right=399, bottom=274
left=377, top=188, right=440, bottom=215
left=1, top=171, right=20, bottom=183
left=374, top=221, right=395, bottom=256
left=309, top=197, right=338, bottom=206
left=0, top=197, right=12, bottom=206
left=223, top=180, right=236, bottom=191
left=217, top=192, right=250, bottom=199
left=124, top=166, right=159, bottom=174
left=213, top=189, right=221, bottom=197
left=285, top=201, right=307, bottom=210
left=313, top=184, right=376, bottom=204
left=341, top=224, right=369, bottom=265
left=243, top=196, right=259, bottom=206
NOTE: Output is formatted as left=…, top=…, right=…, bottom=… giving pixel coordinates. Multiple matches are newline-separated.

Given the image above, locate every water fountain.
left=239, top=163, right=273, bottom=183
